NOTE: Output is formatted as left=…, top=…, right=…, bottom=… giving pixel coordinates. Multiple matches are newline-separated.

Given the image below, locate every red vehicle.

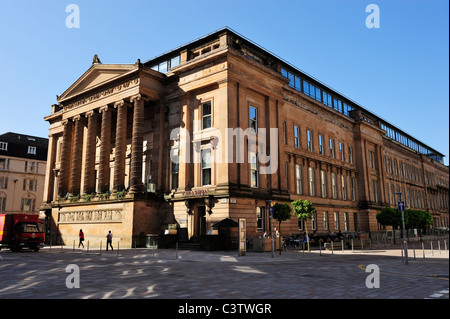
left=0, top=214, right=45, bottom=252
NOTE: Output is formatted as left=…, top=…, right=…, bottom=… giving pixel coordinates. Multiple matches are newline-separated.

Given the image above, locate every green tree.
left=376, top=207, right=402, bottom=244
left=273, top=202, right=292, bottom=253
left=291, top=199, right=316, bottom=251
left=404, top=209, right=433, bottom=240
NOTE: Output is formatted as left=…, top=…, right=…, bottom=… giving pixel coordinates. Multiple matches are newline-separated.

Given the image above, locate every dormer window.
left=28, top=146, right=36, bottom=155
left=0, top=142, right=7, bottom=151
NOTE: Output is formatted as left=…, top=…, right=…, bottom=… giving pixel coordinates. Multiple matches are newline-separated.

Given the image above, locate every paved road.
left=0, top=246, right=448, bottom=301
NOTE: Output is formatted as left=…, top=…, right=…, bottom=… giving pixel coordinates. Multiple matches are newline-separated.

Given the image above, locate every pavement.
left=0, top=244, right=448, bottom=302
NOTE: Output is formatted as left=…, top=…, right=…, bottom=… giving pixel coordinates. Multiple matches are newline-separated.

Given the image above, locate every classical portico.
left=42, top=57, right=171, bottom=248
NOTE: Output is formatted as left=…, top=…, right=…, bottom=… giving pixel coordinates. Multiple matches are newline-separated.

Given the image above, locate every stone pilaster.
left=113, top=100, right=127, bottom=192
left=98, top=105, right=112, bottom=193
left=83, top=110, right=98, bottom=195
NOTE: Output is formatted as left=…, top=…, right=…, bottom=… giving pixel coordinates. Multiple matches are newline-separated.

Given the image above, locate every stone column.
left=82, top=110, right=98, bottom=195
left=98, top=105, right=112, bottom=193
left=113, top=100, right=127, bottom=192
left=129, top=94, right=145, bottom=193
left=69, top=115, right=85, bottom=196
left=58, top=119, right=73, bottom=198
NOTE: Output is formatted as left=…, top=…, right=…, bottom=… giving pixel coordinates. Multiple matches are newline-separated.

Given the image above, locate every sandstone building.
left=0, top=132, right=48, bottom=217
left=41, top=28, right=449, bottom=248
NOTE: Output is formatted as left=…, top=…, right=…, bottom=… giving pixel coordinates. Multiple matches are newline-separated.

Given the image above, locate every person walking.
left=78, top=229, right=85, bottom=248
left=106, top=230, right=113, bottom=251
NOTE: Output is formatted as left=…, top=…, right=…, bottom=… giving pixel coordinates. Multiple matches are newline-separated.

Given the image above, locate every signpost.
left=396, top=194, right=408, bottom=265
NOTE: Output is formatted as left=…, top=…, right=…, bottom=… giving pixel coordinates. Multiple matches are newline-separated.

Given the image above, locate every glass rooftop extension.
left=142, top=27, right=445, bottom=164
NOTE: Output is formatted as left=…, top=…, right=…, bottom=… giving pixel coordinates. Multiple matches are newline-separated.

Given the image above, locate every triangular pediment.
left=58, top=63, right=139, bottom=103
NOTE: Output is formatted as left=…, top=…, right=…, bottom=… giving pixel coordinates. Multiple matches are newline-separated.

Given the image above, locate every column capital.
left=99, top=105, right=110, bottom=113
left=72, top=114, right=82, bottom=122
left=130, top=94, right=149, bottom=104
left=114, top=100, right=125, bottom=108
left=85, top=110, right=96, bottom=118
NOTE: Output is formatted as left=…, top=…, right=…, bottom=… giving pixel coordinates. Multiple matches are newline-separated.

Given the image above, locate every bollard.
left=438, top=241, right=441, bottom=254
left=134, top=240, right=137, bottom=254
left=422, top=242, right=425, bottom=259
left=319, top=241, right=322, bottom=256
left=117, top=240, right=120, bottom=256
left=413, top=243, right=416, bottom=260
left=342, top=240, right=344, bottom=253
left=100, top=240, right=102, bottom=255
left=331, top=241, right=334, bottom=255
left=49, top=239, right=52, bottom=251
left=351, top=239, right=354, bottom=252
left=87, top=240, right=89, bottom=254
left=73, top=240, right=75, bottom=252
left=445, top=240, right=448, bottom=253
left=431, top=242, right=434, bottom=256
left=401, top=244, right=404, bottom=262
left=302, top=241, right=305, bottom=257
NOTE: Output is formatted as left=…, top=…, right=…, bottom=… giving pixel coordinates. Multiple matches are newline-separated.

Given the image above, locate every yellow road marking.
left=358, top=264, right=448, bottom=281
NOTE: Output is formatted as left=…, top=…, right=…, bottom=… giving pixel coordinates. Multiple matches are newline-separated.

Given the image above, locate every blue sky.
left=0, top=0, right=448, bottom=165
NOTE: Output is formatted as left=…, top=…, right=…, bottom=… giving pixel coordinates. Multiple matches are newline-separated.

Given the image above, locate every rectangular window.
left=285, top=162, right=289, bottom=191
left=0, top=158, right=9, bottom=170
left=329, top=139, right=335, bottom=158
left=341, top=175, right=347, bottom=200
left=303, top=80, right=310, bottom=96
left=319, top=135, right=324, bottom=155
left=170, top=55, right=180, bottom=69
left=249, top=106, right=258, bottom=132
left=21, top=198, right=35, bottom=212
left=171, top=161, right=179, bottom=189
left=294, top=125, right=300, bottom=148
left=27, top=146, right=36, bottom=155
left=339, top=142, right=344, bottom=161
left=332, top=172, right=337, bottom=199
left=334, top=212, right=340, bottom=230
left=369, top=151, right=375, bottom=169
left=372, top=180, right=378, bottom=202
left=202, top=101, right=212, bottom=129
left=283, top=121, right=287, bottom=144
left=309, top=167, right=315, bottom=196
left=201, top=148, right=211, bottom=186
left=344, top=212, right=349, bottom=231
left=351, top=177, right=356, bottom=201
left=256, top=207, right=265, bottom=231
left=250, top=151, right=258, bottom=188
left=320, top=170, right=327, bottom=198
left=307, top=130, right=313, bottom=152
left=0, top=142, right=7, bottom=151
left=0, top=176, right=7, bottom=189
left=296, top=164, right=302, bottom=195
left=348, top=146, right=353, bottom=164
left=323, top=211, right=329, bottom=231
left=312, top=212, right=317, bottom=231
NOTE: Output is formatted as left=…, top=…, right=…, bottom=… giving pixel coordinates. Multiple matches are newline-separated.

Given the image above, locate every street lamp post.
left=395, top=192, right=408, bottom=265
left=266, top=200, right=274, bottom=258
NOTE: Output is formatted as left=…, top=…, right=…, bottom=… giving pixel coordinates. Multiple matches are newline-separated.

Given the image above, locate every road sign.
left=398, top=201, right=405, bottom=211
left=269, top=206, right=273, bottom=218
